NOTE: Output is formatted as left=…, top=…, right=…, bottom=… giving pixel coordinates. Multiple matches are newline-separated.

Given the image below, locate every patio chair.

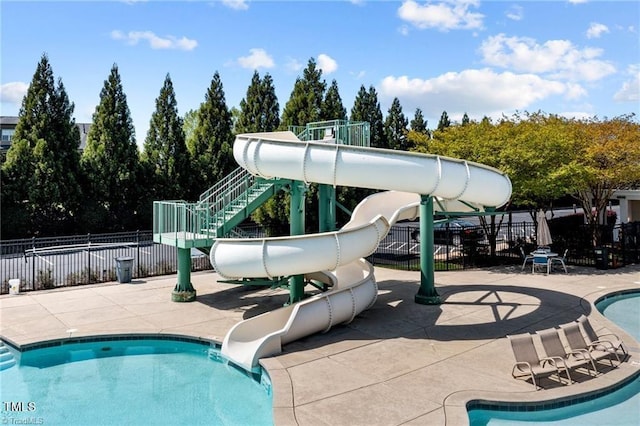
left=561, top=322, right=619, bottom=368
left=549, top=249, right=568, bottom=273
left=508, top=333, right=567, bottom=389
left=537, top=328, right=597, bottom=380
left=577, top=315, right=628, bottom=359
left=520, top=247, right=534, bottom=271
left=532, top=254, right=550, bottom=274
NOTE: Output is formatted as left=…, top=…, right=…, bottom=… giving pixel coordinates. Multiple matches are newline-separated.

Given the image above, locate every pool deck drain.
left=1, top=264, right=639, bottom=426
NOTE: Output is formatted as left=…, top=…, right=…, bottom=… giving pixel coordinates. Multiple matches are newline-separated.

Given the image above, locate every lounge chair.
left=508, top=333, right=568, bottom=389
left=537, top=328, right=597, bottom=380
left=520, top=247, right=534, bottom=271
left=578, top=315, right=628, bottom=359
left=549, top=249, right=568, bottom=273
left=561, top=322, right=619, bottom=368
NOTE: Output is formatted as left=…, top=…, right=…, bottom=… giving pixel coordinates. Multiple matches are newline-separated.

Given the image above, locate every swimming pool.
left=468, top=291, right=640, bottom=425
left=0, top=336, right=273, bottom=425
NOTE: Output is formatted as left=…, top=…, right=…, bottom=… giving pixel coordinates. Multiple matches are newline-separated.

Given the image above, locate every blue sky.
left=1, top=0, right=638, bottom=145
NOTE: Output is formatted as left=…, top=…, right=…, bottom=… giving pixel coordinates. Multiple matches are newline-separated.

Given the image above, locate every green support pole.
left=289, top=180, right=306, bottom=304
left=172, top=247, right=196, bottom=302
left=415, top=195, right=441, bottom=305
left=318, top=184, right=336, bottom=232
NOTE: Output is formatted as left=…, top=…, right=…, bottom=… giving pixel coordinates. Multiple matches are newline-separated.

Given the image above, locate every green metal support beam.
left=289, top=180, right=306, bottom=304
left=318, top=184, right=337, bottom=232
left=172, top=247, right=196, bottom=302
left=415, top=195, right=441, bottom=305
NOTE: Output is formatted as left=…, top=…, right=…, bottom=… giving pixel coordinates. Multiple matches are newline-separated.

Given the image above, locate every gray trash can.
left=115, top=256, right=134, bottom=283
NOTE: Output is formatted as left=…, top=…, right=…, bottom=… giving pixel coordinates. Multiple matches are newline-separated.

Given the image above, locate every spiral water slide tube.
left=212, top=131, right=512, bottom=370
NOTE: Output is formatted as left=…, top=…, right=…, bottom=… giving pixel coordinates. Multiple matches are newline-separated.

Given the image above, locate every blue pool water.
left=468, top=291, right=640, bottom=426
left=0, top=337, right=273, bottom=425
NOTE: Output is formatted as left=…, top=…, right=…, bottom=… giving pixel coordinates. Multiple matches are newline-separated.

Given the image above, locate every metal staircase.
left=153, top=167, right=286, bottom=249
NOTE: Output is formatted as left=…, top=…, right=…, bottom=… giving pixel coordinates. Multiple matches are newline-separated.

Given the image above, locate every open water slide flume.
left=210, top=131, right=512, bottom=370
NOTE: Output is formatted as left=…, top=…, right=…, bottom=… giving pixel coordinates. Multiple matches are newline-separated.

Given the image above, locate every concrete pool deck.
left=1, top=264, right=639, bottom=425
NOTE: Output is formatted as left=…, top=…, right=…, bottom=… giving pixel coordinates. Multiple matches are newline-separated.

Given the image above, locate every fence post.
left=31, top=237, right=36, bottom=290
left=136, top=230, right=140, bottom=278
left=87, top=233, right=91, bottom=283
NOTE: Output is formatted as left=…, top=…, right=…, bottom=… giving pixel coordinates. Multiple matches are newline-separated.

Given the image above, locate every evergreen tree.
left=188, top=71, right=235, bottom=197
left=384, top=97, right=409, bottom=150
left=281, top=58, right=326, bottom=127
left=350, top=85, right=388, bottom=148
left=141, top=74, right=190, bottom=203
left=81, top=64, right=141, bottom=232
left=437, top=110, right=451, bottom=131
left=410, top=108, right=428, bottom=133
left=1, top=53, right=82, bottom=237
left=237, top=71, right=280, bottom=133
left=321, top=79, right=347, bottom=121
left=462, top=112, right=470, bottom=126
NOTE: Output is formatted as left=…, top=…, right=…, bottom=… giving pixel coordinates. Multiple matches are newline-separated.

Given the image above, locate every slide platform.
left=214, top=131, right=511, bottom=370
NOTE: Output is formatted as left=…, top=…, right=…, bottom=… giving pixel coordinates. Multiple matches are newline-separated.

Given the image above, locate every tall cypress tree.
left=1, top=53, right=82, bottom=237
left=237, top=71, right=280, bottom=134
left=350, top=85, right=388, bottom=149
left=281, top=58, right=326, bottom=128
left=410, top=108, right=428, bottom=133
left=188, top=71, right=234, bottom=197
left=141, top=74, right=190, bottom=203
left=462, top=112, right=470, bottom=126
left=384, top=97, right=409, bottom=150
left=321, top=79, right=347, bottom=121
left=437, top=111, right=451, bottom=131
left=81, top=64, right=140, bottom=232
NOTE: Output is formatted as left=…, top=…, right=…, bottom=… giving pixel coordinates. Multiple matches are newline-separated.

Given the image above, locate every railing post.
left=136, top=230, right=140, bottom=277
left=87, top=233, right=91, bottom=284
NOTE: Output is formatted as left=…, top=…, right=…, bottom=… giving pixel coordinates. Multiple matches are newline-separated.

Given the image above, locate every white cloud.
left=479, top=34, right=615, bottom=81
left=237, top=48, right=274, bottom=69
left=379, top=69, right=571, bottom=119
left=614, top=64, right=640, bottom=102
left=505, top=5, right=523, bottom=21
left=568, top=0, right=588, bottom=4
left=222, top=0, right=249, bottom=11
left=0, top=82, right=28, bottom=106
left=110, top=30, right=197, bottom=50
left=285, top=57, right=303, bottom=73
left=586, top=22, right=609, bottom=39
left=397, top=0, right=484, bottom=32
left=350, top=70, right=366, bottom=80
left=317, top=54, right=338, bottom=74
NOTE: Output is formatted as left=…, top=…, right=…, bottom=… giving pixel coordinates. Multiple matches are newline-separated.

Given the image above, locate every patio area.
left=1, top=264, right=639, bottom=425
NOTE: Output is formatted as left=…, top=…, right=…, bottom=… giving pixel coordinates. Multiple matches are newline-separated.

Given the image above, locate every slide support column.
left=318, top=184, right=337, bottom=232
left=172, top=247, right=196, bottom=302
left=289, top=180, right=306, bottom=304
left=415, top=195, right=441, bottom=305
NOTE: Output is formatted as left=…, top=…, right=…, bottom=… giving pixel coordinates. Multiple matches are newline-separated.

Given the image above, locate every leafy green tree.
left=384, top=97, right=409, bottom=150
left=81, top=64, right=141, bottom=232
left=563, top=114, right=640, bottom=243
left=281, top=58, right=326, bottom=128
left=141, top=74, right=190, bottom=204
left=183, top=109, right=198, bottom=149
left=1, top=54, right=82, bottom=238
left=350, top=85, right=388, bottom=148
left=461, top=113, right=470, bottom=126
left=322, top=79, right=347, bottom=121
left=188, top=71, right=235, bottom=198
left=437, top=110, right=451, bottom=131
left=237, top=71, right=280, bottom=133
left=410, top=108, right=428, bottom=133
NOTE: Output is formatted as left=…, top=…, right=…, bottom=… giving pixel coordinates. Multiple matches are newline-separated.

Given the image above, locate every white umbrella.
left=536, top=209, right=553, bottom=248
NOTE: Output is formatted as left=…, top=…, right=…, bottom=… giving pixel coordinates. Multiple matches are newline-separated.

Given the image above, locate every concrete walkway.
left=2, top=264, right=639, bottom=425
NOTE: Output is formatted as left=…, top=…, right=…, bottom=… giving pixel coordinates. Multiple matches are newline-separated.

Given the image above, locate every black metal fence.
left=0, top=231, right=212, bottom=294
left=2, top=221, right=638, bottom=294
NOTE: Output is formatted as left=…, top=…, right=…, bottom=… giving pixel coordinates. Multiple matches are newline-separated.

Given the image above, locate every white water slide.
left=212, top=131, right=512, bottom=370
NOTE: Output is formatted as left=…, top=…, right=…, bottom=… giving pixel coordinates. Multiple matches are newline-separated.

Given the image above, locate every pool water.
left=0, top=338, right=273, bottom=425
left=468, top=292, right=640, bottom=426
